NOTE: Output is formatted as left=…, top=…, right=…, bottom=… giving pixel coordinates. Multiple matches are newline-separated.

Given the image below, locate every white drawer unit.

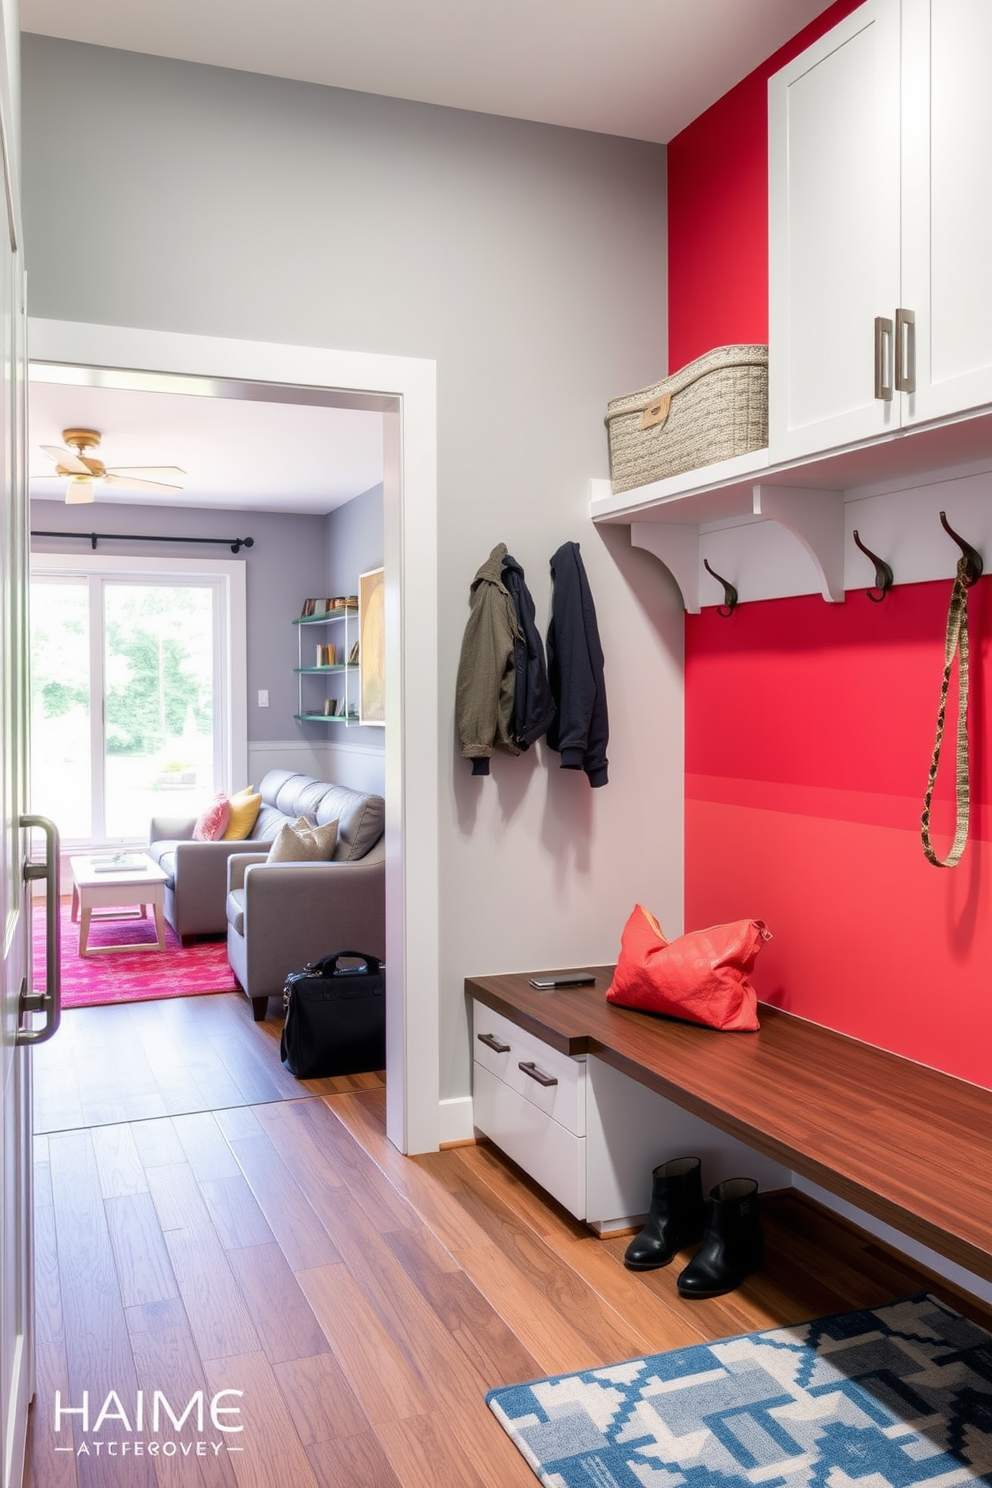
left=472, top=1065, right=586, bottom=1218
left=472, top=1002, right=586, bottom=1135
left=470, top=996, right=792, bottom=1234
left=471, top=1000, right=587, bottom=1219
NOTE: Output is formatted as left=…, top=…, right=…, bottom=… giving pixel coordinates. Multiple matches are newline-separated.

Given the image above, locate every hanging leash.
left=921, top=557, right=971, bottom=867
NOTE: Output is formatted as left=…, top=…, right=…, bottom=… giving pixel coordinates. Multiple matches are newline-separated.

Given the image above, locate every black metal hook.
left=703, top=559, right=738, bottom=617
left=852, top=529, right=893, bottom=602
left=940, top=511, right=983, bottom=586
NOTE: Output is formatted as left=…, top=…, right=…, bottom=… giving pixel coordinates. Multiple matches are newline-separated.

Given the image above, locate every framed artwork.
left=358, top=566, right=385, bottom=726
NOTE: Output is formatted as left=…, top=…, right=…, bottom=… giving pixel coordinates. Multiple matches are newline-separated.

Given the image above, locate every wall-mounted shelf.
left=294, top=712, right=359, bottom=724
left=294, top=665, right=357, bottom=675
left=591, top=403, right=992, bottom=611
left=294, top=605, right=360, bottom=723
left=293, top=607, right=358, bottom=626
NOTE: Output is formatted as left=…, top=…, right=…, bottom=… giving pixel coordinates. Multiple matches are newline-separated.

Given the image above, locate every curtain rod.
left=31, top=530, right=255, bottom=554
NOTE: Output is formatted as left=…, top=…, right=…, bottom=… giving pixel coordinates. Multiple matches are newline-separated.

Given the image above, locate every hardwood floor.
left=33, top=993, right=382, bottom=1135
left=25, top=995, right=992, bottom=1487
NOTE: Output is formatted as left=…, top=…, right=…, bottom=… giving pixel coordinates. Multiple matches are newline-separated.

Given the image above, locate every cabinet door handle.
left=518, top=1060, right=558, bottom=1088
left=895, top=307, right=916, bottom=394
left=18, top=815, right=62, bottom=1046
left=874, top=316, right=893, bottom=401
left=477, top=1032, right=510, bottom=1054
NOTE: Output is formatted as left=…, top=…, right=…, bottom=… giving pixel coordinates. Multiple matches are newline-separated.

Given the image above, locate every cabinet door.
left=901, top=0, right=992, bottom=425
left=768, top=0, right=902, bottom=460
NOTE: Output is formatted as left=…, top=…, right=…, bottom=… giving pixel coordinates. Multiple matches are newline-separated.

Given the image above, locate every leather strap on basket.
left=921, top=558, right=971, bottom=867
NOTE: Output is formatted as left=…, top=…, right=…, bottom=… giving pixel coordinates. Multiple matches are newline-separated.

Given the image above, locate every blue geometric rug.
left=487, top=1293, right=992, bottom=1488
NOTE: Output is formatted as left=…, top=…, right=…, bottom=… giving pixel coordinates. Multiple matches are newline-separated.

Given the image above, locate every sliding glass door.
left=31, top=567, right=227, bottom=846
left=102, top=582, right=217, bottom=837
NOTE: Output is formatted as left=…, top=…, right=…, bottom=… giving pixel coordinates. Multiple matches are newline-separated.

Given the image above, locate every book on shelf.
left=317, top=643, right=336, bottom=666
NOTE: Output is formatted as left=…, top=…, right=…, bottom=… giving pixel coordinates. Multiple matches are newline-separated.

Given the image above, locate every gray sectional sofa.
left=148, top=769, right=385, bottom=1019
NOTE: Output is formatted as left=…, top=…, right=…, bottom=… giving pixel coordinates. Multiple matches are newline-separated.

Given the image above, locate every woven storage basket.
left=605, top=344, right=768, bottom=494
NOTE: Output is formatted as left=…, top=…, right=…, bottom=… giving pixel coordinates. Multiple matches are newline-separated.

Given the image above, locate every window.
left=29, top=553, right=247, bottom=847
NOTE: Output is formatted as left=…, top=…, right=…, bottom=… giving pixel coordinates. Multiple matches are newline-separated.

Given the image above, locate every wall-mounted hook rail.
left=852, top=529, right=894, bottom=602
left=703, top=559, right=738, bottom=617
left=939, top=511, right=983, bottom=586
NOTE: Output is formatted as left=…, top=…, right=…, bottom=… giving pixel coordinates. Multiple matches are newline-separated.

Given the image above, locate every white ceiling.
left=20, top=0, right=832, bottom=147
left=29, top=373, right=385, bottom=516
left=22, top=0, right=832, bottom=516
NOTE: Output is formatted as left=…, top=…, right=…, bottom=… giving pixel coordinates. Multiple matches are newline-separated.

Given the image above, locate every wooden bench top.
left=465, top=968, right=992, bottom=1286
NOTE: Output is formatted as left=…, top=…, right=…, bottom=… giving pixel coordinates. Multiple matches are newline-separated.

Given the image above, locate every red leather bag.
left=605, top=905, right=769, bottom=1032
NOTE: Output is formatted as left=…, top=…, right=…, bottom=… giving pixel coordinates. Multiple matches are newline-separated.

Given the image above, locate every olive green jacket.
left=456, top=543, right=522, bottom=776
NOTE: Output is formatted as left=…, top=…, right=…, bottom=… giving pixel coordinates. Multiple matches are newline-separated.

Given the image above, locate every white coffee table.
left=69, top=852, right=170, bottom=956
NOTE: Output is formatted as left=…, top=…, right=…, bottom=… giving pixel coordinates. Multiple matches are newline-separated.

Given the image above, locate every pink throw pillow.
left=192, top=793, right=231, bottom=841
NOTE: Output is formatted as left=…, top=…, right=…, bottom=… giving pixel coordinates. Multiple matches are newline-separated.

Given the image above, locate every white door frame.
left=28, top=318, right=440, bottom=1156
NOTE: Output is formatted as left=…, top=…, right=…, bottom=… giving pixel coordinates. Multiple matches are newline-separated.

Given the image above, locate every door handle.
left=518, top=1060, right=558, bottom=1088
left=18, top=814, right=61, bottom=1046
left=874, top=316, right=893, bottom=401
left=477, top=1032, right=510, bottom=1054
left=895, top=307, right=916, bottom=394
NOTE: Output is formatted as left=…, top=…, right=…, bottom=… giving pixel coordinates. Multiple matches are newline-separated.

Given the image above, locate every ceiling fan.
left=38, top=428, right=186, bottom=504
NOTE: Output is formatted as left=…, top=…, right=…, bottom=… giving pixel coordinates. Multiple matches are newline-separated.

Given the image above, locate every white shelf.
left=591, top=446, right=772, bottom=526
left=591, top=403, right=992, bottom=611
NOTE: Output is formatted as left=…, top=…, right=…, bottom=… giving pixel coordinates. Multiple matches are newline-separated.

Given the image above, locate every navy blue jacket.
left=501, top=552, right=556, bottom=750
left=546, top=542, right=609, bottom=787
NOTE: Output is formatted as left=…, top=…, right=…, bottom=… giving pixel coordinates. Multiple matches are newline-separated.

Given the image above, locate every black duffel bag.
left=280, top=951, right=386, bottom=1079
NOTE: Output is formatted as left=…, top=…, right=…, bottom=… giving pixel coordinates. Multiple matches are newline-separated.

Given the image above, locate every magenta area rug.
left=33, top=902, right=239, bottom=1009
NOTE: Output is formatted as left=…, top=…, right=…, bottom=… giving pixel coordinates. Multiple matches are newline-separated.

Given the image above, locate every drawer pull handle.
left=895, top=307, right=916, bottom=394
left=518, top=1060, right=558, bottom=1088
left=874, top=315, right=893, bottom=401
left=478, top=1032, right=510, bottom=1053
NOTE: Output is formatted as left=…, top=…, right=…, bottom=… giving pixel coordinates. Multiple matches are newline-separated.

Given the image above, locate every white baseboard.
left=438, top=1096, right=475, bottom=1147
left=793, top=1175, right=992, bottom=1309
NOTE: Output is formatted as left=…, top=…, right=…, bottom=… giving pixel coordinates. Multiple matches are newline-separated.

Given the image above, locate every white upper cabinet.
left=902, top=0, right=992, bottom=425
left=769, top=1, right=901, bottom=459
left=769, top=0, right=992, bottom=461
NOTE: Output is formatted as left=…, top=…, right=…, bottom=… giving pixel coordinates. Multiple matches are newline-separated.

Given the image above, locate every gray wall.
left=319, top=482, right=386, bottom=792
left=21, top=37, right=684, bottom=1104
left=30, top=498, right=329, bottom=746
left=327, top=483, right=383, bottom=596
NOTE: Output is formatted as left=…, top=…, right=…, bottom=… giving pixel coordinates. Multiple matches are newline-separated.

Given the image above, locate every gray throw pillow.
left=266, top=815, right=339, bottom=864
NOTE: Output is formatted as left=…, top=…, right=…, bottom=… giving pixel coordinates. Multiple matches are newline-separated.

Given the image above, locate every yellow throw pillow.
left=222, top=786, right=262, bottom=840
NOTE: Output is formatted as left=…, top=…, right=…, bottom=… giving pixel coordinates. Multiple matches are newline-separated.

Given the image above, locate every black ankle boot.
left=623, top=1157, right=706, bottom=1271
left=677, top=1177, right=762, bottom=1299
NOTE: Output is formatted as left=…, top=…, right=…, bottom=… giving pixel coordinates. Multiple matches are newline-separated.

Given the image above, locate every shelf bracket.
left=630, top=522, right=700, bottom=613
left=752, top=485, right=845, bottom=603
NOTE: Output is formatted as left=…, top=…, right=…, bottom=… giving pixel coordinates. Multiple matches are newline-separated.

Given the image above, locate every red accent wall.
left=667, top=0, right=863, bottom=372
left=684, top=582, right=992, bottom=1087
left=672, top=2, right=992, bottom=1088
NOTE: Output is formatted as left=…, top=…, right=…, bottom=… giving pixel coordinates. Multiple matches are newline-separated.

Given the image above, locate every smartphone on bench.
left=528, top=972, right=596, bottom=989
